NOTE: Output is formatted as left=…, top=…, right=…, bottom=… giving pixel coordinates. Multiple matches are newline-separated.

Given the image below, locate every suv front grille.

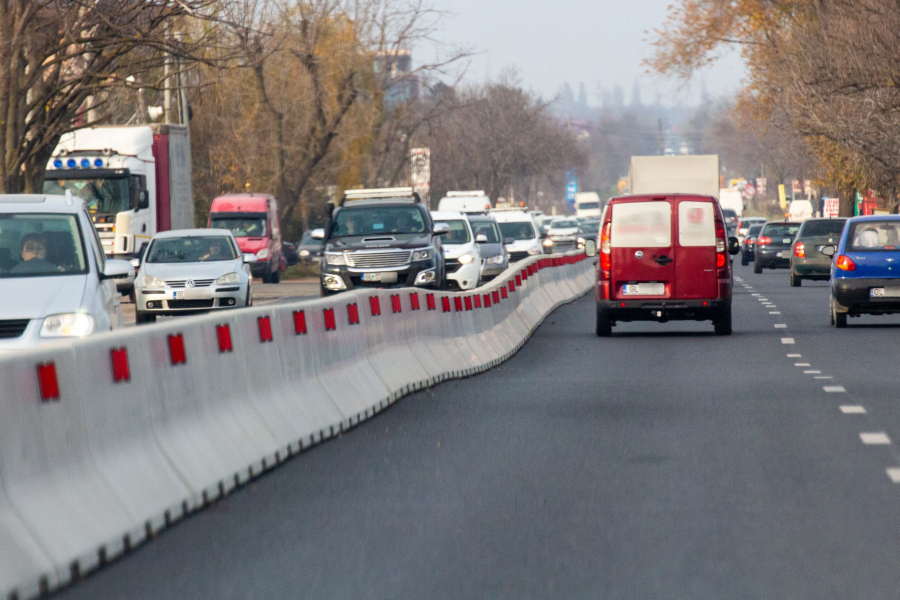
left=345, top=250, right=411, bottom=269
left=0, top=319, right=29, bottom=339
left=509, top=251, right=529, bottom=263
left=166, top=279, right=214, bottom=288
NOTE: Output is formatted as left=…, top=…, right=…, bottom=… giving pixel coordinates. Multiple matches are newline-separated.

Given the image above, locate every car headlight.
left=140, top=275, right=165, bottom=288
left=299, top=250, right=310, bottom=257
left=527, top=246, right=542, bottom=255
left=40, top=313, right=95, bottom=338
left=216, top=272, right=241, bottom=285
left=325, top=252, right=346, bottom=266
left=542, top=238, right=554, bottom=247
left=486, top=254, right=505, bottom=265
left=256, top=248, right=270, bottom=260
left=457, top=252, right=474, bottom=264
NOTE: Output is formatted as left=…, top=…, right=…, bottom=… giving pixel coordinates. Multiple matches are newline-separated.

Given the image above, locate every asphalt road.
left=58, top=262, right=900, bottom=599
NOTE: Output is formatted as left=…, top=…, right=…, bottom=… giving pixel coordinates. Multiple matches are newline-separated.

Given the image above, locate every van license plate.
left=361, top=273, right=382, bottom=282
left=870, top=287, right=900, bottom=298
left=623, top=283, right=665, bottom=295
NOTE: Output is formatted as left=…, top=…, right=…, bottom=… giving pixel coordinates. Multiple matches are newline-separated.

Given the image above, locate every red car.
left=586, top=194, right=740, bottom=336
left=208, top=194, right=285, bottom=283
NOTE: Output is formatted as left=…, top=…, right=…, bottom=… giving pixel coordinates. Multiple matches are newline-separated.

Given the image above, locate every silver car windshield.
left=147, top=236, right=238, bottom=263
left=0, top=213, right=88, bottom=278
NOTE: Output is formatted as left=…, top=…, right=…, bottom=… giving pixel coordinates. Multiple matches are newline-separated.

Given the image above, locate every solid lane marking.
left=824, top=386, right=846, bottom=393
left=887, top=468, right=900, bottom=483
left=794, top=363, right=811, bottom=367
left=782, top=338, right=795, bottom=344
left=840, top=405, right=866, bottom=414
left=860, top=432, right=890, bottom=445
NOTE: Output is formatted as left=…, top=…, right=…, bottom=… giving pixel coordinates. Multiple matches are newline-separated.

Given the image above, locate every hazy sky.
left=430, top=0, right=746, bottom=105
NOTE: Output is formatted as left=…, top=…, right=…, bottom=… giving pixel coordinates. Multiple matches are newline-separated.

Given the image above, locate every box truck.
left=628, top=155, right=720, bottom=199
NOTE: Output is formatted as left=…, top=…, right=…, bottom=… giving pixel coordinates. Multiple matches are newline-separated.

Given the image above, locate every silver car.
left=0, top=194, right=133, bottom=349
left=134, top=229, right=254, bottom=323
left=467, top=214, right=509, bottom=281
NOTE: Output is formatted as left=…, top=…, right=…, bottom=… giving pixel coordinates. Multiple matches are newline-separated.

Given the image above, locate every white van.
left=437, top=191, right=492, bottom=214
left=490, top=208, right=543, bottom=263
left=574, top=192, right=602, bottom=219
left=430, top=210, right=483, bottom=290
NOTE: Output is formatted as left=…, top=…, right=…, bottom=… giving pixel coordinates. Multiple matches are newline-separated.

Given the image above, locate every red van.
left=208, top=194, right=285, bottom=283
left=586, top=194, right=740, bottom=336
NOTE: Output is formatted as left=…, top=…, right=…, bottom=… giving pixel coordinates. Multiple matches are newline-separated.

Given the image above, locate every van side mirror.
left=311, top=228, right=325, bottom=240
left=475, top=234, right=488, bottom=243
left=822, top=245, right=836, bottom=257
left=728, top=236, right=740, bottom=255
left=584, top=240, right=598, bottom=257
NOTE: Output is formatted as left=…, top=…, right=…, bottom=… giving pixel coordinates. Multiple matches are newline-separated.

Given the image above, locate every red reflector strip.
left=441, top=297, right=451, bottom=312
left=391, top=294, right=402, bottom=314
left=324, top=308, right=336, bottom=331
left=258, top=316, right=274, bottom=342
left=492, top=291, right=500, bottom=303
left=216, top=324, right=233, bottom=353
left=515, top=274, right=522, bottom=287
left=426, top=294, right=436, bottom=311
left=454, top=297, right=463, bottom=312
left=521, top=268, right=528, bottom=280
left=369, top=296, right=381, bottom=316
left=501, top=287, right=508, bottom=299
left=293, top=310, right=307, bottom=335
left=464, top=296, right=473, bottom=311
left=347, top=303, right=360, bottom=325
left=484, top=293, right=492, bottom=307
left=110, top=347, right=130, bottom=383
left=410, top=292, right=421, bottom=311
left=37, top=362, right=60, bottom=401
left=474, top=295, right=482, bottom=308
left=168, top=334, right=187, bottom=365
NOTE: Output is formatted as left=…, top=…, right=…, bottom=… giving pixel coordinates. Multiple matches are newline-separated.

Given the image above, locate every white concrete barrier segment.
left=0, top=251, right=591, bottom=598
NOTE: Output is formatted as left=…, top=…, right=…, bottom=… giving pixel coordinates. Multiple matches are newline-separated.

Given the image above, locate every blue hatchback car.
left=827, top=215, right=900, bottom=327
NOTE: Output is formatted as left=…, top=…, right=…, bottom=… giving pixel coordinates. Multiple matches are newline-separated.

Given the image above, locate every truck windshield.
left=43, top=177, right=131, bottom=216
left=210, top=215, right=267, bottom=238
left=330, top=206, right=426, bottom=236
left=576, top=202, right=600, bottom=210
left=147, top=236, right=238, bottom=263
left=498, top=222, right=536, bottom=240
left=0, top=214, right=88, bottom=277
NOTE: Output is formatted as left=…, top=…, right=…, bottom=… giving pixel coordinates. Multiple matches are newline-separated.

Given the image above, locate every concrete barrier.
left=0, top=251, right=591, bottom=599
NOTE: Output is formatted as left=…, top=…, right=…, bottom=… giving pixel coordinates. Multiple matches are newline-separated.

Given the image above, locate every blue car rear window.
left=848, top=221, right=900, bottom=251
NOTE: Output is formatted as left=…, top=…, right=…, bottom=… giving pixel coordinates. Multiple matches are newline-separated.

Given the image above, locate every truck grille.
left=168, top=299, right=214, bottom=309
left=345, top=250, right=411, bottom=269
left=166, top=279, right=214, bottom=288
left=0, top=319, right=29, bottom=339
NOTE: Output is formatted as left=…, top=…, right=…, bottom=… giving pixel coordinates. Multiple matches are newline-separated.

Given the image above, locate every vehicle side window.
left=84, top=210, right=106, bottom=271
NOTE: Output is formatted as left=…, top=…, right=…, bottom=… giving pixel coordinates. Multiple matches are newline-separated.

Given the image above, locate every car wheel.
left=595, top=307, right=612, bottom=337
left=829, top=298, right=835, bottom=326
left=271, top=269, right=280, bottom=284
left=135, top=311, right=156, bottom=324
left=245, top=287, right=252, bottom=307
left=741, top=252, right=749, bottom=266
left=714, top=307, right=733, bottom=335
left=754, top=260, right=762, bottom=274
left=790, top=271, right=801, bottom=287
left=833, top=301, right=848, bottom=328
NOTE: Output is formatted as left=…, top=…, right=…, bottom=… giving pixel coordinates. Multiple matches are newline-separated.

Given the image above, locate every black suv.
left=313, top=188, right=447, bottom=295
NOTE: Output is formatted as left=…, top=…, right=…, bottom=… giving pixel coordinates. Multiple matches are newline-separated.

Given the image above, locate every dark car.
left=282, top=241, right=299, bottom=266
left=313, top=188, right=446, bottom=295
left=754, top=221, right=801, bottom=273
left=296, top=230, right=324, bottom=264
left=828, top=216, right=900, bottom=327
left=740, top=223, right=764, bottom=266
left=789, top=218, right=847, bottom=286
left=577, top=219, right=600, bottom=249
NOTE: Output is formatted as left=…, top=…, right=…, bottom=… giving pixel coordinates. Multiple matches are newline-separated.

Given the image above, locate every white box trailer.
left=629, top=155, right=720, bottom=199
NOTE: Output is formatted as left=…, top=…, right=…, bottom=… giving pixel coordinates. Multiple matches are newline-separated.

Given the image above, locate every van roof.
left=211, top=194, right=274, bottom=213
left=611, top=193, right=717, bottom=204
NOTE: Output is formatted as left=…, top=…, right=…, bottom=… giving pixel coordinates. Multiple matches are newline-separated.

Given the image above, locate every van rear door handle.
left=654, top=255, right=673, bottom=266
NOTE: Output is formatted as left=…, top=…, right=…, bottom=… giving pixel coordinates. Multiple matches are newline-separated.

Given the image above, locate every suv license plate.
left=870, top=287, right=900, bottom=298
left=361, top=273, right=382, bottom=282
left=623, top=283, right=665, bottom=296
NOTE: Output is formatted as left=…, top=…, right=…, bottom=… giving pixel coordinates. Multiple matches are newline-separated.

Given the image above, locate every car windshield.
left=470, top=221, right=501, bottom=243
left=748, top=224, right=764, bottom=236
left=300, top=231, right=320, bottom=245
left=331, top=206, right=426, bottom=237
left=577, top=202, right=600, bottom=210
left=763, top=223, right=800, bottom=237
left=439, top=220, right=471, bottom=244
left=499, top=221, right=536, bottom=240
left=723, top=209, right=737, bottom=219
left=43, top=177, right=131, bottom=215
left=147, top=236, right=238, bottom=263
left=209, top=215, right=267, bottom=238
left=0, top=213, right=88, bottom=277
left=801, top=220, right=846, bottom=237
left=579, top=221, right=600, bottom=234
left=848, top=220, right=900, bottom=251
left=552, top=220, right=578, bottom=229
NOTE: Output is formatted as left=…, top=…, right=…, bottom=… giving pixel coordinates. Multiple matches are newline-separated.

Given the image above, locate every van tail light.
left=794, top=241, right=805, bottom=258
left=757, top=236, right=772, bottom=246
left=599, top=222, right=611, bottom=274
left=836, top=255, right=856, bottom=271
left=715, top=220, right=727, bottom=272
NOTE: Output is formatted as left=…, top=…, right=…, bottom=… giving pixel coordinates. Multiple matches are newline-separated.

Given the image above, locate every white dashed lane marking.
left=782, top=338, right=795, bottom=344
left=840, top=406, right=867, bottom=414
left=774, top=324, right=787, bottom=328
left=804, top=370, right=821, bottom=374
left=860, top=432, right=891, bottom=445
left=815, top=376, right=834, bottom=380
left=794, top=363, right=811, bottom=367
left=887, top=468, right=900, bottom=483
left=787, top=354, right=802, bottom=358
left=769, top=311, right=781, bottom=315
left=824, top=386, right=846, bottom=393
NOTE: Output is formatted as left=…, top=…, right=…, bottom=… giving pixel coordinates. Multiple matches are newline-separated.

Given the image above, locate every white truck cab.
left=431, top=210, right=483, bottom=290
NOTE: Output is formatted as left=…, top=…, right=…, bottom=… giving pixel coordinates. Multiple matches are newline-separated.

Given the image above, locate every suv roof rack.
left=340, top=187, right=420, bottom=206
left=446, top=190, right=487, bottom=198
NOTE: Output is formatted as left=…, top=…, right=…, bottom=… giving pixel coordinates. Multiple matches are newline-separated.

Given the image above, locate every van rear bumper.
left=597, top=299, right=729, bottom=323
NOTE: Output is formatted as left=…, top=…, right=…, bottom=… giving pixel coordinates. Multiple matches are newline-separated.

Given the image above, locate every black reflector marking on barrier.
left=37, top=362, right=60, bottom=402
left=110, top=347, right=130, bottom=383
left=216, top=324, right=233, bottom=353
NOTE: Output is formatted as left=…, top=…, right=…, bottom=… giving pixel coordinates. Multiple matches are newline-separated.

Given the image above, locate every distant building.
left=374, top=49, right=419, bottom=105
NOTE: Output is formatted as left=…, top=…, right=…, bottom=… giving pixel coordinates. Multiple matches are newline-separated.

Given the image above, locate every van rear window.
left=678, top=201, right=716, bottom=247
left=610, top=202, right=671, bottom=248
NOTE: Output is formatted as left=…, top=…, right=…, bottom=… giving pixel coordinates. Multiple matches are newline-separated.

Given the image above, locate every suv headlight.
left=486, top=254, right=505, bottom=265
left=457, top=252, right=474, bottom=264
left=140, top=275, right=165, bottom=288
left=528, top=246, right=542, bottom=255
left=256, top=248, right=270, bottom=260
left=216, top=272, right=241, bottom=285
left=413, top=249, right=432, bottom=261
left=325, top=252, right=346, bottom=266
left=40, top=313, right=95, bottom=338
